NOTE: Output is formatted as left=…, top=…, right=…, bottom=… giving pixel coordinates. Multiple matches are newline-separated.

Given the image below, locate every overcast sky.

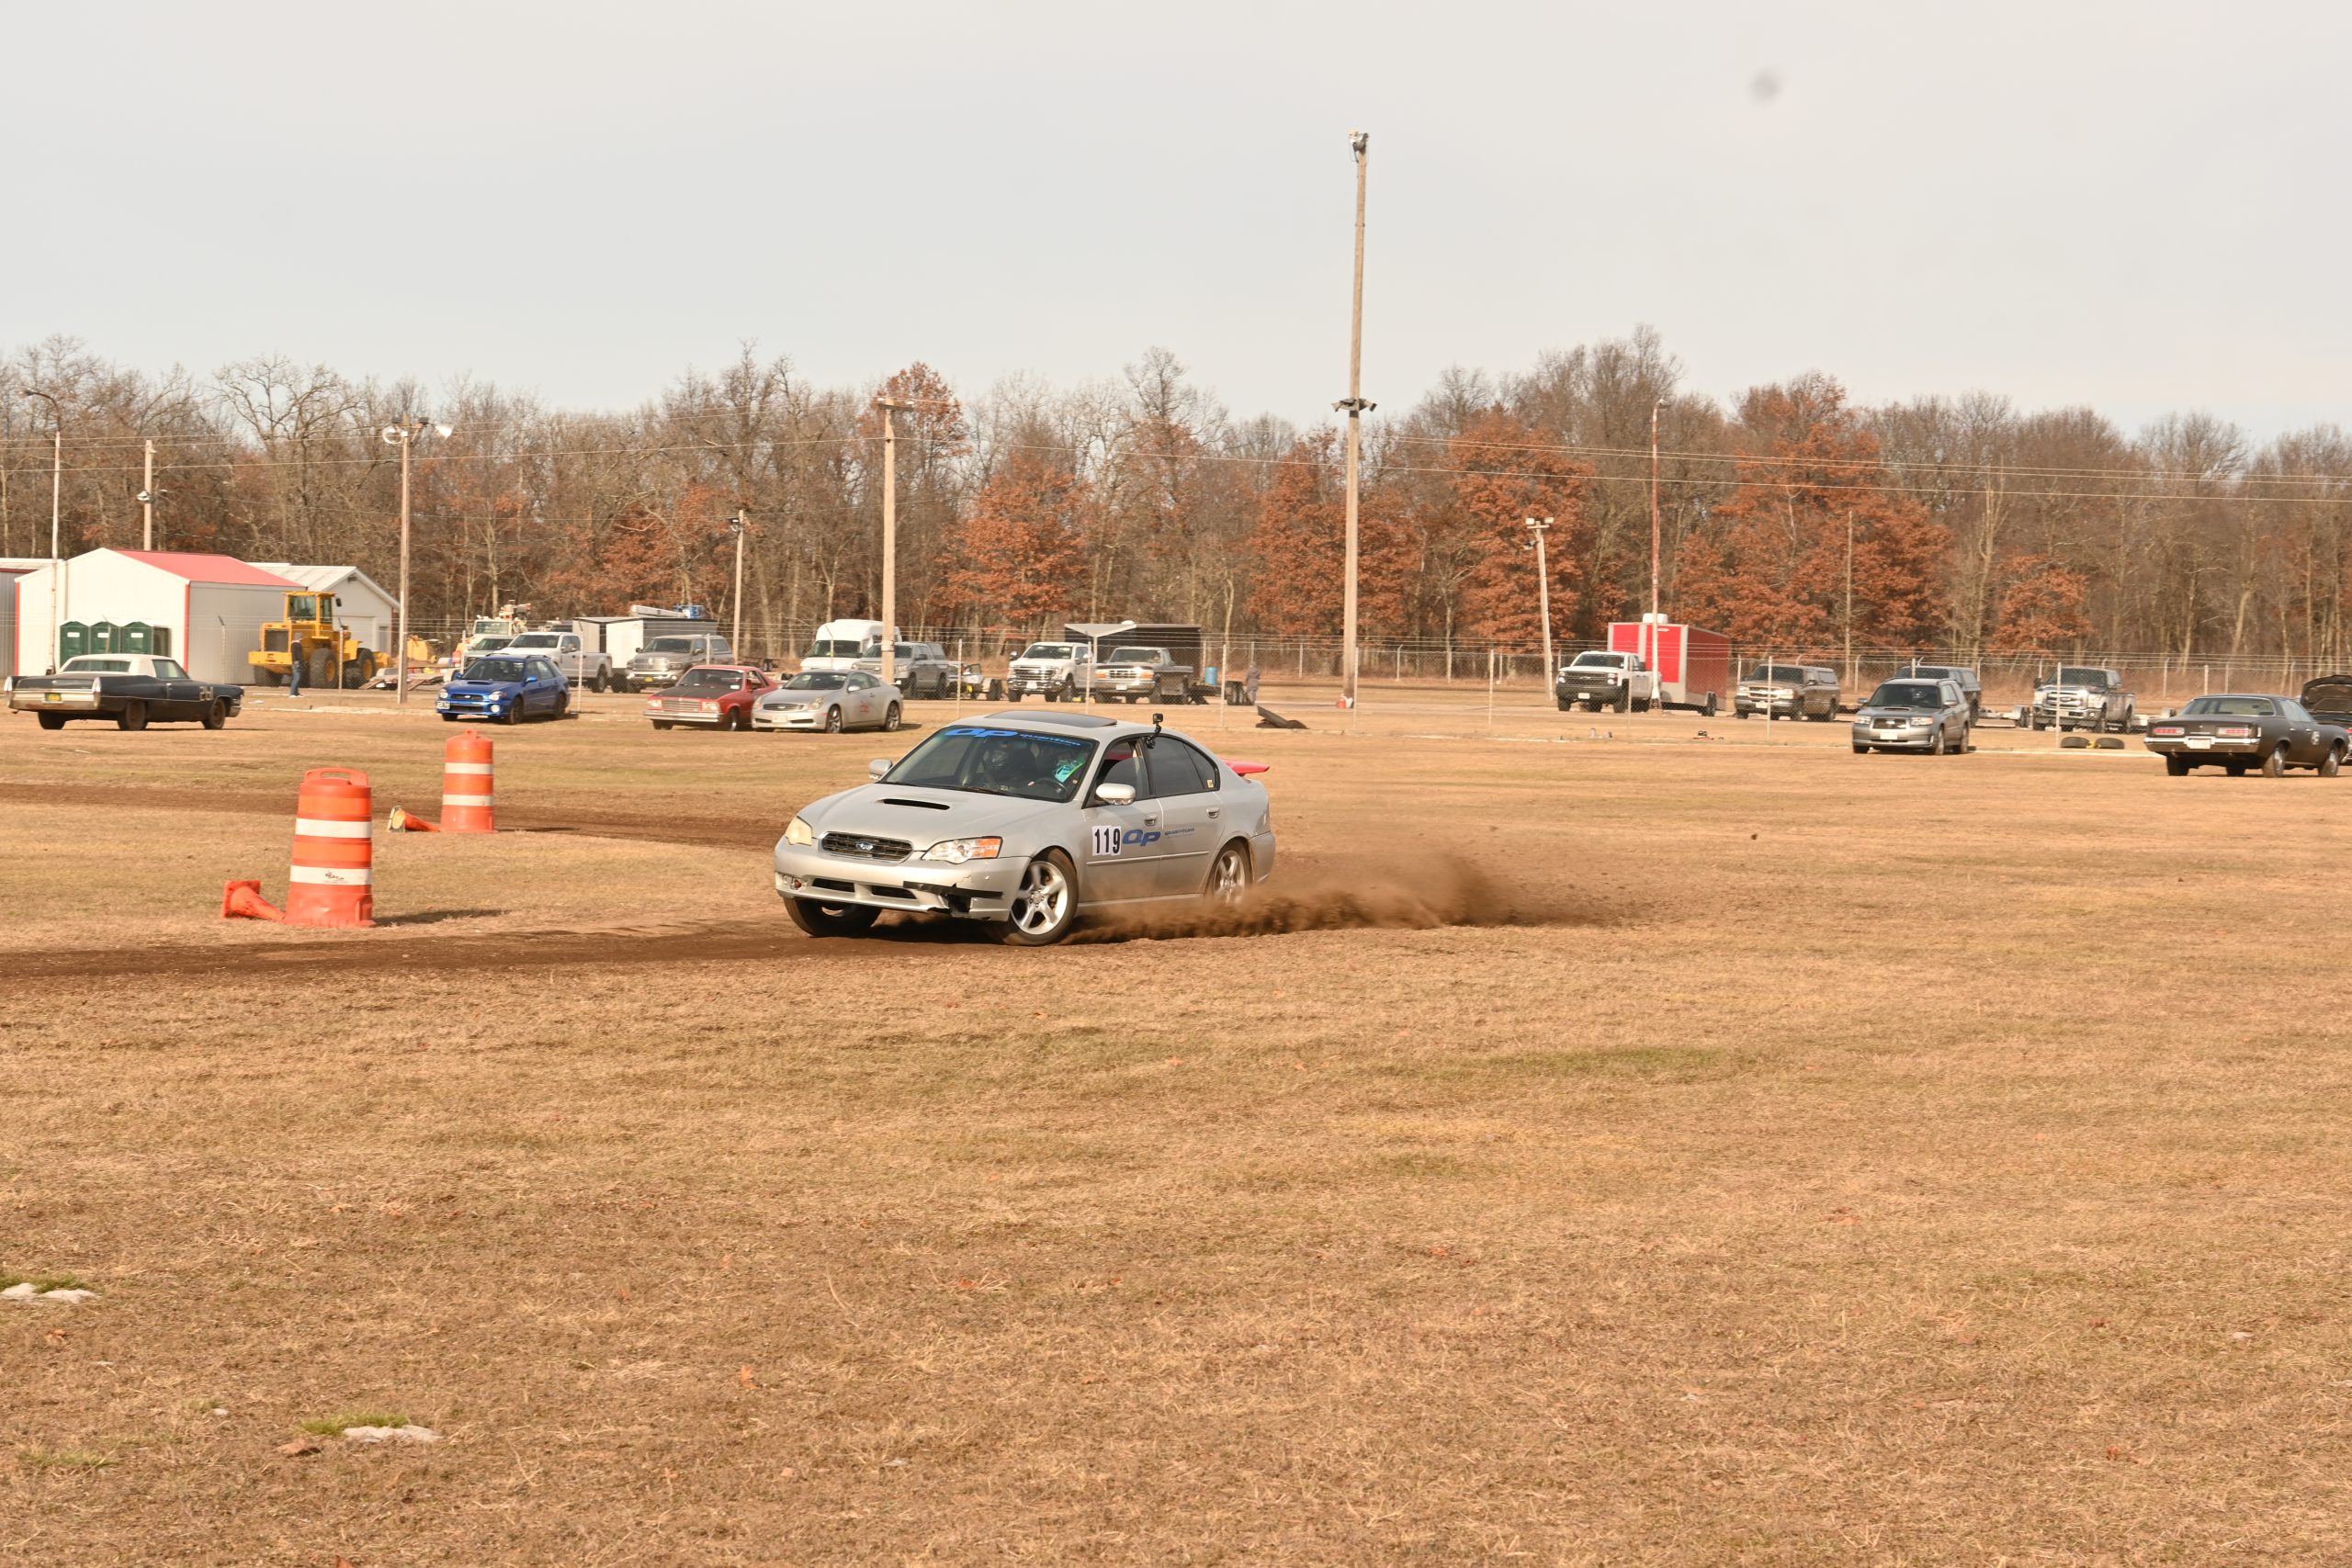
left=7, top=0, right=2346, bottom=438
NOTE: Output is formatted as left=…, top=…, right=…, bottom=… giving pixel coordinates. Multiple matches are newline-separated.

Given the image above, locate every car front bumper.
left=752, top=706, right=831, bottom=730
left=1736, top=694, right=1805, bottom=716
left=1853, top=724, right=1945, bottom=750
left=436, top=695, right=516, bottom=719
left=773, top=844, right=1023, bottom=919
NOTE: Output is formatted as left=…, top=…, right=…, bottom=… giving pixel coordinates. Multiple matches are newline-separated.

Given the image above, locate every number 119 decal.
left=1090, top=825, right=1123, bottom=858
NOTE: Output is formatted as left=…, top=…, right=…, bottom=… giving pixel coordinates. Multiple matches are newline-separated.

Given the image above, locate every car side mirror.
left=1097, top=782, right=1136, bottom=806
left=867, top=758, right=890, bottom=780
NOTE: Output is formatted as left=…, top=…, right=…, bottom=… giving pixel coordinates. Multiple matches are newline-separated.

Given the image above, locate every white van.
left=802, top=618, right=895, bottom=672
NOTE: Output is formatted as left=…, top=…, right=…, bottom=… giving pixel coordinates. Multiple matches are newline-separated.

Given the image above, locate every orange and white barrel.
left=285, top=768, right=375, bottom=928
left=441, top=729, right=495, bottom=834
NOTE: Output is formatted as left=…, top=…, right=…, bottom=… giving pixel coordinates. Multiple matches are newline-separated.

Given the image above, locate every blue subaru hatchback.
left=436, top=655, right=571, bottom=725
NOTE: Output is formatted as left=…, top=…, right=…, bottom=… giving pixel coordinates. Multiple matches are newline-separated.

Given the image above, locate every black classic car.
left=8, top=654, right=244, bottom=730
left=2143, top=694, right=2347, bottom=777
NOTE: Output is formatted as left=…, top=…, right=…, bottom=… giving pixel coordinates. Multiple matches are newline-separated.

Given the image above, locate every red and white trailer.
left=1607, top=615, right=1730, bottom=716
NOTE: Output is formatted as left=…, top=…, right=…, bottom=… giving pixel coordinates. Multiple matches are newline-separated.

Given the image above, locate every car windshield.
left=808, top=639, right=865, bottom=657
left=461, top=660, right=528, bottom=682
left=62, top=658, right=133, bottom=672
left=885, top=724, right=1097, bottom=802
left=1907, top=665, right=1958, bottom=679
left=508, top=633, right=559, bottom=647
left=1105, top=647, right=1161, bottom=663
left=645, top=637, right=695, bottom=654
left=2182, top=696, right=2276, bottom=716
left=2057, top=667, right=2111, bottom=687
left=671, top=669, right=741, bottom=694
left=1021, top=644, right=1079, bottom=660
left=471, top=637, right=513, bottom=652
left=783, top=672, right=848, bottom=691
left=1869, top=682, right=1944, bottom=709
left=1570, top=652, right=1625, bottom=668
left=1746, top=665, right=1807, bottom=682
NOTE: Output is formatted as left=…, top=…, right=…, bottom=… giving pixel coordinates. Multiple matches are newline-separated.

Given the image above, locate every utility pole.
left=22, top=389, right=62, bottom=670
left=380, top=416, right=447, bottom=705
left=1648, top=397, right=1664, bottom=671
left=1844, top=511, right=1856, bottom=689
left=729, top=509, right=749, bottom=659
left=1526, top=517, right=1555, bottom=684
left=874, top=397, right=910, bottom=691
left=1335, top=130, right=1374, bottom=708
left=141, top=440, right=155, bottom=550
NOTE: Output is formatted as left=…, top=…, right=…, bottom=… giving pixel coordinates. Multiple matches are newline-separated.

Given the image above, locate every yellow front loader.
left=249, top=592, right=380, bottom=688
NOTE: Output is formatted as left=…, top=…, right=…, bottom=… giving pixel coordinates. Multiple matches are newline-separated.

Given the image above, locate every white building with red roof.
left=10, top=549, right=300, bottom=683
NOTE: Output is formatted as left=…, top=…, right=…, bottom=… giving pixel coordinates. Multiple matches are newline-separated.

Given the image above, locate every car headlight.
left=1908, top=716, right=1935, bottom=728
left=785, top=816, right=816, bottom=847
left=921, top=836, right=1002, bottom=864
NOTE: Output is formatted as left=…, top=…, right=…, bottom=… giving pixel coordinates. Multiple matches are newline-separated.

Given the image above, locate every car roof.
left=961, top=709, right=1125, bottom=731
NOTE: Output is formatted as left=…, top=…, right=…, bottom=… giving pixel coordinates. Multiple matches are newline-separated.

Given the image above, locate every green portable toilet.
left=58, top=622, right=89, bottom=663
left=90, top=621, right=119, bottom=654
left=123, top=622, right=154, bottom=654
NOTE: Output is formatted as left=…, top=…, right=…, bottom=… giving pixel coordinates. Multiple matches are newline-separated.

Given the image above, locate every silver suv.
left=626, top=633, right=734, bottom=692
left=852, top=641, right=958, bottom=699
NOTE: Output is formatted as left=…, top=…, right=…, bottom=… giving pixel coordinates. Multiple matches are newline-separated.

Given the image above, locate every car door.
left=2278, top=699, right=2325, bottom=764
left=533, top=658, right=563, bottom=713
left=1078, top=737, right=1169, bottom=904
left=151, top=659, right=200, bottom=717
left=1142, top=735, right=1223, bottom=895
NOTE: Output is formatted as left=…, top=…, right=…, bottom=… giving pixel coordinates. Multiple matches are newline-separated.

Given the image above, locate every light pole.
left=729, top=508, right=749, bottom=660
left=1525, top=516, right=1555, bottom=685
left=380, top=416, right=450, bottom=705
left=1335, top=130, right=1374, bottom=707
left=22, top=389, right=62, bottom=671
left=874, top=397, right=910, bottom=690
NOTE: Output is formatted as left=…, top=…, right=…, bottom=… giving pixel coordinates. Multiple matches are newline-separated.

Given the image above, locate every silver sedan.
left=752, top=671, right=903, bottom=733
left=771, top=711, right=1276, bottom=944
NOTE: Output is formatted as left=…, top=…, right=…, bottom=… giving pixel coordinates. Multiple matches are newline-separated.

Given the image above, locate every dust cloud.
left=1069, top=850, right=1609, bottom=943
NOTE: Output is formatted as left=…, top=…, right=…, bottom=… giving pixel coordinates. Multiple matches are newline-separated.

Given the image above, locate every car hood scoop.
left=878, top=797, right=952, bottom=810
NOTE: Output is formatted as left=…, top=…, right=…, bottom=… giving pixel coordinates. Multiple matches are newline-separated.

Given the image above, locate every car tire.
left=824, top=706, right=843, bottom=733
left=1555, top=697, right=1571, bottom=712
left=1204, top=840, right=1250, bottom=908
left=1852, top=744, right=1870, bottom=755
left=202, top=699, right=227, bottom=730
left=1735, top=710, right=1748, bottom=720
left=2225, top=761, right=2248, bottom=777
left=118, top=701, right=148, bottom=732
left=881, top=702, right=901, bottom=732
left=1702, top=694, right=1718, bottom=717
left=2324, top=745, right=2345, bottom=778
left=505, top=703, right=526, bottom=727
left=785, top=897, right=882, bottom=939
left=37, top=711, right=66, bottom=730
left=2165, top=755, right=2190, bottom=776
left=1614, top=692, right=1631, bottom=714
left=652, top=721, right=673, bottom=730
left=1928, top=728, right=1946, bottom=756
left=1002, top=850, right=1080, bottom=946
left=2262, top=743, right=2289, bottom=778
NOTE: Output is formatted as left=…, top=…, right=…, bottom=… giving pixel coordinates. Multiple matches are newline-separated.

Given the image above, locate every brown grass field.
left=4, top=683, right=2349, bottom=1564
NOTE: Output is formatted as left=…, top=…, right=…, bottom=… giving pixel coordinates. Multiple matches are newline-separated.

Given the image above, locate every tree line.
left=5, top=330, right=2348, bottom=665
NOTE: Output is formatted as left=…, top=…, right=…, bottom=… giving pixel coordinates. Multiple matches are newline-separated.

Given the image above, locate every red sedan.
left=646, top=665, right=777, bottom=731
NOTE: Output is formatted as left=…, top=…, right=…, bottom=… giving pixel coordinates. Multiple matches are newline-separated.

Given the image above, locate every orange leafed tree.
left=1246, top=433, right=1345, bottom=636
left=938, top=449, right=1090, bottom=627
left=1989, top=553, right=2096, bottom=656
left=1423, top=409, right=1592, bottom=644
left=1676, top=376, right=1948, bottom=650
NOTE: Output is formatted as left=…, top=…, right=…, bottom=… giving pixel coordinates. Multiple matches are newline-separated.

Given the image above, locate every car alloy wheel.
left=1928, top=728, right=1945, bottom=755
left=1204, top=843, right=1250, bottom=907
left=2324, top=746, right=2344, bottom=779
left=824, top=705, right=843, bottom=733
left=2262, top=743, right=2289, bottom=778
left=883, top=702, right=901, bottom=732
left=1003, top=852, right=1078, bottom=945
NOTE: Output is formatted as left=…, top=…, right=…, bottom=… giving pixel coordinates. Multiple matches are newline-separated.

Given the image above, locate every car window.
left=785, top=672, right=846, bottom=690
left=849, top=672, right=876, bottom=690
left=886, top=725, right=1096, bottom=802
left=1096, top=739, right=1143, bottom=797
left=537, top=660, right=561, bottom=680
left=65, top=658, right=133, bottom=672
left=2280, top=699, right=2314, bottom=722
left=2185, top=696, right=2275, bottom=716
left=1148, top=738, right=1218, bottom=795
left=156, top=660, right=188, bottom=679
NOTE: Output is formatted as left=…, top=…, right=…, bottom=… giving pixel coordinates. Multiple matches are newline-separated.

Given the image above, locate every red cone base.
left=221, top=879, right=287, bottom=922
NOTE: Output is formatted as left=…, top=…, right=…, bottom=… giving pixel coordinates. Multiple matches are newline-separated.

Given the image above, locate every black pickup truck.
left=9, top=654, right=244, bottom=730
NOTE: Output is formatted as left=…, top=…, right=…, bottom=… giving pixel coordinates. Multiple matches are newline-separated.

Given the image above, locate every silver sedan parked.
left=771, top=711, right=1276, bottom=944
left=1851, top=677, right=1973, bottom=754
left=752, top=671, right=903, bottom=733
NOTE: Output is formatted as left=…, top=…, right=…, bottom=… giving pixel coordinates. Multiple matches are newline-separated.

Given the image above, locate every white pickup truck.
left=1554, top=649, right=1663, bottom=713
left=503, top=630, right=616, bottom=692
left=1004, top=640, right=1091, bottom=701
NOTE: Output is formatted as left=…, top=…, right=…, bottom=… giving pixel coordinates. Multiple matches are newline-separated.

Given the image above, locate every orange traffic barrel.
left=441, top=729, right=495, bottom=834
left=285, top=768, right=375, bottom=928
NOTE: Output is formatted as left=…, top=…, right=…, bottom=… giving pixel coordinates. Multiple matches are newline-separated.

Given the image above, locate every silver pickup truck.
left=1090, top=645, right=1192, bottom=704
